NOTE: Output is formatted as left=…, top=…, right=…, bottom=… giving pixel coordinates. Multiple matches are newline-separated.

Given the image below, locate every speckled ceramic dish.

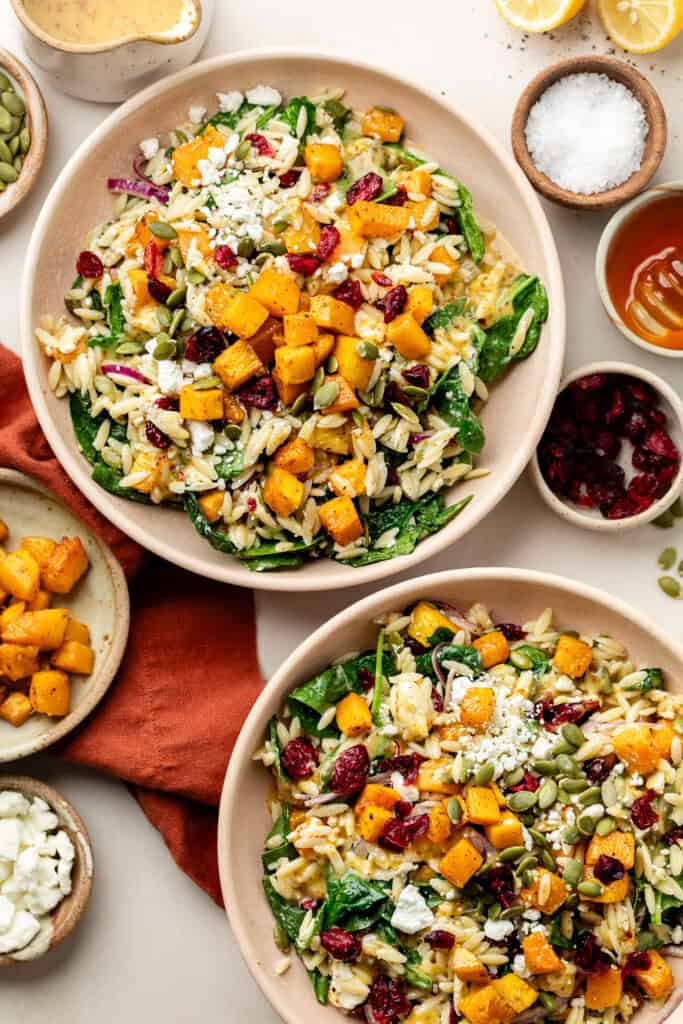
left=218, top=568, right=683, bottom=1024
left=21, top=50, right=565, bottom=592
left=0, top=774, right=93, bottom=965
left=0, top=469, right=129, bottom=762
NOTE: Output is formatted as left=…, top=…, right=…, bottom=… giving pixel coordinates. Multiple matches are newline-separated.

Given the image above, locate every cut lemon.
left=596, top=0, right=683, bottom=53
left=494, top=0, right=587, bottom=32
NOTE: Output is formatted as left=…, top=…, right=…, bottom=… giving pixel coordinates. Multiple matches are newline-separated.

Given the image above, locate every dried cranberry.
left=488, top=866, right=515, bottom=909
left=383, top=186, right=408, bottom=207
left=649, top=407, right=666, bottom=428
left=631, top=790, right=658, bottom=830
left=575, top=933, right=611, bottom=975
left=643, top=428, right=680, bottom=463
left=358, top=668, right=375, bottom=692
left=534, top=697, right=600, bottom=731
left=374, top=753, right=425, bottom=785
left=656, top=462, right=678, bottom=495
left=310, top=183, right=330, bottom=202
left=320, top=927, right=362, bottom=962
left=331, top=745, right=370, bottom=794
left=282, top=737, right=318, bottom=779
left=245, top=133, right=276, bottom=157
left=346, top=172, right=383, bottom=206
left=584, top=754, right=617, bottom=785
left=574, top=397, right=601, bottom=423
left=394, top=800, right=412, bottom=819
left=379, top=813, right=429, bottom=851
left=432, top=689, right=444, bottom=712
left=145, top=420, right=171, bottom=450
left=384, top=381, right=409, bottom=407
left=279, top=169, right=302, bottom=188
left=544, top=459, right=571, bottom=494
left=425, top=930, right=455, bottom=950
left=508, top=770, right=540, bottom=793
left=628, top=473, right=659, bottom=501
left=593, top=855, right=625, bottom=884
left=401, top=364, right=430, bottom=390
left=76, top=250, right=103, bottom=278
left=144, top=239, right=164, bottom=278
left=624, top=951, right=651, bottom=976
left=496, top=623, right=526, bottom=641
left=624, top=378, right=656, bottom=407
left=286, top=253, right=321, bottom=276
left=246, top=497, right=257, bottom=513
left=665, top=825, right=683, bottom=845
left=299, top=898, right=322, bottom=911
left=147, top=276, right=173, bottom=303
left=238, top=375, right=278, bottom=411
left=372, top=272, right=394, bottom=287
left=317, top=224, right=341, bottom=262
left=571, top=373, right=608, bottom=395
left=605, top=388, right=625, bottom=425
left=185, top=326, right=227, bottom=364
left=386, top=466, right=400, bottom=487
left=622, top=409, right=649, bottom=442
left=444, top=215, right=459, bottom=234
left=334, top=279, right=363, bottom=310
left=604, top=497, right=637, bottom=520
left=214, top=244, right=238, bottom=269
left=366, top=975, right=411, bottom=1024
left=155, top=396, right=179, bottom=411
left=383, top=285, right=408, bottom=324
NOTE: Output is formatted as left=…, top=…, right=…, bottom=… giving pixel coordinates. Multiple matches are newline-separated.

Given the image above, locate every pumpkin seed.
left=261, top=241, right=287, bottom=256
left=508, top=791, right=537, bottom=812
left=0, top=160, right=17, bottom=183
left=659, top=576, right=681, bottom=599
left=193, top=375, right=221, bottom=390
left=498, top=845, right=526, bottom=863
left=12, top=154, right=22, bottom=173
left=500, top=904, right=524, bottom=920
left=166, top=286, right=187, bottom=309
left=539, top=992, right=557, bottom=1012
left=538, top=780, right=558, bottom=810
left=595, top=816, right=615, bottom=837
left=0, top=107, right=12, bottom=134
left=168, top=245, right=183, bottom=269
left=0, top=139, right=10, bottom=164
left=473, top=762, right=495, bottom=786
left=391, top=402, right=420, bottom=426
left=290, top=392, right=309, bottom=416
left=356, top=340, right=379, bottom=360
left=561, top=777, right=588, bottom=794
left=565, top=892, right=579, bottom=910
left=521, top=869, right=535, bottom=888
left=149, top=220, right=177, bottom=240
left=1, top=90, right=24, bottom=116
left=577, top=880, right=603, bottom=898
left=557, top=787, right=573, bottom=804
left=556, top=754, right=580, bottom=777
left=563, top=859, right=583, bottom=888
left=162, top=252, right=174, bottom=276
left=516, top=854, right=538, bottom=875
left=168, top=309, right=184, bottom=338
left=402, top=385, right=429, bottom=400
left=562, top=825, right=580, bottom=844
left=156, top=305, right=172, bottom=329
left=539, top=848, right=556, bottom=871
left=0, top=72, right=9, bottom=92
left=487, top=901, right=502, bottom=920
left=187, top=269, right=205, bottom=285
left=19, top=125, right=30, bottom=156
left=577, top=814, right=597, bottom=836
left=115, top=340, right=143, bottom=355
left=654, top=510, right=675, bottom=529
left=561, top=723, right=586, bottom=748
left=671, top=497, right=683, bottom=518
left=551, top=740, right=575, bottom=756
left=312, top=366, right=325, bottom=393
left=235, top=139, right=250, bottom=161
left=528, top=828, right=550, bottom=849
left=272, top=215, right=290, bottom=233
left=531, top=759, right=558, bottom=776
left=224, top=424, right=242, bottom=440
left=577, top=786, right=602, bottom=807
left=237, top=237, right=255, bottom=259
left=181, top=314, right=195, bottom=332
left=600, top=780, right=618, bottom=808
left=153, top=338, right=177, bottom=360
left=659, top=547, right=677, bottom=571
left=637, top=931, right=657, bottom=952
left=599, top=678, right=614, bottom=694
left=314, top=381, right=339, bottom=410
left=504, top=767, right=524, bottom=787
left=510, top=650, right=533, bottom=670
left=326, top=355, right=339, bottom=374
left=446, top=796, right=462, bottom=824
left=678, top=560, right=683, bottom=578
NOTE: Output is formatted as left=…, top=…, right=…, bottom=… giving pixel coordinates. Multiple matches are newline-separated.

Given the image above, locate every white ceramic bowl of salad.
left=22, top=50, right=564, bottom=591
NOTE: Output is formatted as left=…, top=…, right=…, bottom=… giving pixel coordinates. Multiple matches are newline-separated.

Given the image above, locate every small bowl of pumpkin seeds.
left=0, top=47, right=47, bottom=222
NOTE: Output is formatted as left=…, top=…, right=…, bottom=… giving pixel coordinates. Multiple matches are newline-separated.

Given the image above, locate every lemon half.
left=494, top=0, right=587, bottom=32
left=596, top=0, right=683, bottom=53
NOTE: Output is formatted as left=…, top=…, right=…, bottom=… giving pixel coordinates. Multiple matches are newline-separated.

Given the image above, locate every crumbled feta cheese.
left=139, top=137, right=159, bottom=160
left=189, top=104, right=207, bottom=124
left=157, top=361, right=183, bottom=396
left=207, top=146, right=227, bottom=169
left=0, top=793, right=29, bottom=818
left=484, top=919, right=514, bottom=941
left=187, top=421, right=214, bottom=455
left=327, top=261, right=348, bottom=285
left=531, top=734, right=554, bottom=759
left=390, top=885, right=434, bottom=934
left=245, top=85, right=282, bottom=107
left=390, top=772, right=419, bottom=804
left=197, top=158, right=222, bottom=187
left=0, top=821, right=20, bottom=862
left=0, top=910, right=40, bottom=955
left=217, top=90, right=243, bottom=113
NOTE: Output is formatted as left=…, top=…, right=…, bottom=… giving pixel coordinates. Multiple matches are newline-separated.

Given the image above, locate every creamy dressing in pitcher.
left=20, top=0, right=196, bottom=45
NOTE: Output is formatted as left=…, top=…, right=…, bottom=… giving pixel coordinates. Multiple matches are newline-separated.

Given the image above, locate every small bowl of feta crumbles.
left=0, top=775, right=93, bottom=964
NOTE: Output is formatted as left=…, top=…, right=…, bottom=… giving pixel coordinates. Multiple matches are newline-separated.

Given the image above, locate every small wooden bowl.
left=511, top=56, right=667, bottom=212
left=0, top=775, right=93, bottom=965
left=0, top=47, right=48, bottom=223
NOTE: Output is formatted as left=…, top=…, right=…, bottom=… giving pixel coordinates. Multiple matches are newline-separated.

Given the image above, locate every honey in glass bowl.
left=606, top=192, right=683, bottom=353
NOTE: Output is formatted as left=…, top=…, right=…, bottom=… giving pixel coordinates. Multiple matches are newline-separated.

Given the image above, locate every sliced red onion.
left=291, top=790, right=345, bottom=808
left=366, top=771, right=393, bottom=786
left=463, top=826, right=496, bottom=859
left=513, top=999, right=567, bottom=1024
left=132, top=153, right=155, bottom=184
left=660, top=945, right=683, bottom=958
left=431, top=643, right=449, bottom=686
left=102, top=363, right=151, bottom=385
left=436, top=602, right=480, bottom=637
left=107, top=177, right=170, bottom=205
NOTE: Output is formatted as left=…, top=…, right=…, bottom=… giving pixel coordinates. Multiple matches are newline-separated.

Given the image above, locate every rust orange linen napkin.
left=0, top=345, right=264, bottom=904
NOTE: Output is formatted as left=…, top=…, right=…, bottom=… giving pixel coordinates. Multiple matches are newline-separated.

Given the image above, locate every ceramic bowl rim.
left=0, top=47, right=48, bottom=223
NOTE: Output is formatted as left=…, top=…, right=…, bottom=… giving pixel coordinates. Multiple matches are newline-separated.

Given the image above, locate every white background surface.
left=1, top=2, right=682, bottom=1020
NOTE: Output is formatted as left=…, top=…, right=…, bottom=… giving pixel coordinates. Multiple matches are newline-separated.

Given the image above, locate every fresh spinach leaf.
left=288, top=651, right=394, bottom=724
left=426, top=626, right=456, bottom=645
left=417, top=643, right=482, bottom=679
left=70, top=393, right=153, bottom=505
left=423, top=298, right=467, bottom=336
left=308, top=970, right=329, bottom=1005
left=263, top=878, right=307, bottom=946
left=262, top=804, right=296, bottom=871
left=282, top=96, right=316, bottom=146
left=324, top=99, right=352, bottom=136
left=91, top=463, right=152, bottom=505
left=88, top=283, right=126, bottom=349
left=512, top=644, right=550, bottom=678
left=415, top=493, right=473, bottom=536
left=549, top=917, right=573, bottom=950
left=431, top=369, right=485, bottom=454
left=371, top=630, right=385, bottom=725
left=324, top=872, right=388, bottom=929
left=404, top=959, right=432, bottom=991
left=255, top=104, right=281, bottom=129
left=344, top=494, right=473, bottom=568
left=205, top=100, right=254, bottom=130
left=184, top=492, right=236, bottom=554
left=478, top=275, right=549, bottom=383
left=455, top=182, right=485, bottom=264
left=268, top=716, right=286, bottom=783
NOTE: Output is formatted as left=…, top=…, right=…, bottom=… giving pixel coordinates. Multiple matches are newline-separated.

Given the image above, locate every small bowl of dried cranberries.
left=531, top=361, right=683, bottom=530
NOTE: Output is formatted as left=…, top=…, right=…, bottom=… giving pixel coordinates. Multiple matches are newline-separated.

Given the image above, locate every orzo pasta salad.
left=37, top=87, right=548, bottom=572
left=256, top=600, right=682, bottom=1022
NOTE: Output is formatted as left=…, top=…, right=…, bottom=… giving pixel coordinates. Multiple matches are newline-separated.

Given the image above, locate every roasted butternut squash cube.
left=333, top=218, right=366, bottom=262
left=27, top=590, right=51, bottom=612
left=585, top=968, right=623, bottom=1010
left=582, top=867, right=630, bottom=904
left=408, top=602, right=455, bottom=647
left=19, top=537, right=56, bottom=568
left=523, top=932, right=562, bottom=975
left=0, top=549, right=40, bottom=602
left=207, top=286, right=269, bottom=338
left=274, top=345, right=315, bottom=385
left=439, top=838, right=484, bottom=889
left=29, top=670, right=70, bottom=717
left=553, top=635, right=593, bottom=679
left=452, top=946, right=488, bottom=982
left=263, top=468, right=305, bottom=518
left=613, top=725, right=660, bottom=775
left=272, top=438, right=315, bottom=476
left=283, top=313, right=318, bottom=347
left=521, top=869, right=568, bottom=915
left=418, top=757, right=457, bottom=795
left=51, top=640, right=94, bottom=675
left=284, top=207, right=321, bottom=255
left=310, top=295, right=356, bottom=335
left=326, top=374, right=359, bottom=415
left=176, top=225, right=211, bottom=262
left=356, top=784, right=401, bottom=814
left=356, top=804, right=393, bottom=844
left=398, top=168, right=433, bottom=197
left=427, top=804, right=452, bottom=846
left=42, top=538, right=88, bottom=595
left=330, top=459, right=366, bottom=498
left=250, top=268, right=300, bottom=317
left=172, top=125, right=225, bottom=187
left=319, top=496, right=363, bottom=547
left=311, top=425, right=352, bottom=455
left=406, top=286, right=433, bottom=325
left=64, top=618, right=90, bottom=646
left=273, top=370, right=307, bottom=407
left=128, top=268, right=176, bottom=311
left=347, top=200, right=411, bottom=239
left=465, top=786, right=501, bottom=825
left=0, top=602, right=24, bottom=630
left=2, top=609, right=69, bottom=650
left=473, top=631, right=510, bottom=670
left=362, top=107, right=404, bottom=143
left=249, top=317, right=281, bottom=365
left=129, top=451, right=170, bottom=495
left=304, top=143, right=344, bottom=183
left=179, top=385, right=224, bottom=421
left=458, top=984, right=513, bottom=1024
left=334, top=335, right=375, bottom=390
left=493, top=975, right=537, bottom=1016
left=460, top=687, right=496, bottom=730
left=653, top=721, right=675, bottom=761
left=408, top=199, right=440, bottom=232
left=336, top=693, right=372, bottom=736
left=214, top=340, right=264, bottom=391
left=198, top=491, right=224, bottom=524
left=0, top=691, right=33, bottom=728
left=0, top=520, right=7, bottom=544
left=127, top=211, right=170, bottom=256
left=313, top=332, right=336, bottom=368
left=0, top=644, right=39, bottom=682
left=586, top=831, right=635, bottom=870
left=485, top=811, right=523, bottom=851
left=630, top=949, right=673, bottom=1000
left=386, top=313, right=431, bottom=360
left=430, top=245, right=459, bottom=285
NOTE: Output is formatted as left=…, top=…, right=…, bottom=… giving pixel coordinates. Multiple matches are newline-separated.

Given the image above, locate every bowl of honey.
left=596, top=182, right=683, bottom=358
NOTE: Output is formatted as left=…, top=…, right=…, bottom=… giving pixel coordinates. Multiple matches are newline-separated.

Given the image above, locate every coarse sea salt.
left=525, top=73, right=648, bottom=196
